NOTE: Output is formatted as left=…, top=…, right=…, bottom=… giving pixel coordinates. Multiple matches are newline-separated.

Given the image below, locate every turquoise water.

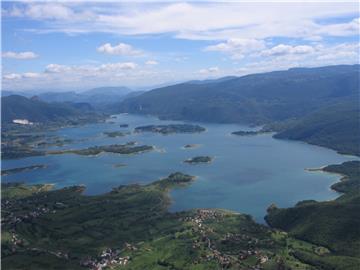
left=2, top=114, right=357, bottom=222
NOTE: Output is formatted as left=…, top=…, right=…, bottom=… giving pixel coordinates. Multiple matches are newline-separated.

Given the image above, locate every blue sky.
left=2, top=1, right=359, bottom=91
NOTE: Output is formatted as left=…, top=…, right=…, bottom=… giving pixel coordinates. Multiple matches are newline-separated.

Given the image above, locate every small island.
left=134, top=124, right=206, bottom=135
left=184, top=156, right=213, bottom=164
left=232, top=130, right=266, bottom=136
left=103, top=131, right=129, bottom=137
left=183, top=144, right=200, bottom=149
left=1, top=164, right=47, bottom=176
left=152, top=172, right=196, bottom=189
left=113, top=163, right=127, bottom=168
left=47, top=143, right=153, bottom=156
left=120, top=124, right=129, bottom=128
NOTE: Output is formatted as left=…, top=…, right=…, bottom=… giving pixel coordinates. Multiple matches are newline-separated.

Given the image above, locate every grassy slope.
left=265, top=161, right=360, bottom=268
left=2, top=174, right=329, bottom=270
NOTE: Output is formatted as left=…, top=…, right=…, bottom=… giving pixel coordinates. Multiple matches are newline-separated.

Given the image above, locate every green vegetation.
left=184, top=156, right=213, bottom=164
left=183, top=144, right=200, bottom=149
left=2, top=174, right=332, bottom=270
left=232, top=130, right=267, bottom=136
left=1, top=130, right=74, bottom=160
left=324, top=161, right=360, bottom=194
left=265, top=161, right=360, bottom=269
left=2, top=183, right=54, bottom=199
left=274, top=100, right=360, bottom=156
left=134, top=124, right=205, bottom=134
left=1, top=95, right=105, bottom=125
left=103, top=131, right=129, bottom=137
left=48, top=143, right=153, bottom=156
left=1, top=146, right=46, bottom=160
left=1, top=165, right=47, bottom=176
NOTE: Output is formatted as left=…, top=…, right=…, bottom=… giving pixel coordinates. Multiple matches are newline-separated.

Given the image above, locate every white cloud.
left=261, top=44, right=315, bottom=57
left=233, top=42, right=360, bottom=76
left=3, top=72, right=41, bottom=80
left=3, top=73, right=22, bottom=80
left=145, top=60, right=158, bottom=65
left=205, top=38, right=265, bottom=59
left=199, top=67, right=219, bottom=74
left=45, top=64, right=71, bottom=73
left=2, top=51, right=38, bottom=59
left=22, top=72, right=41, bottom=78
left=97, top=43, right=143, bottom=56
left=3, top=3, right=358, bottom=40
left=99, top=62, right=137, bottom=71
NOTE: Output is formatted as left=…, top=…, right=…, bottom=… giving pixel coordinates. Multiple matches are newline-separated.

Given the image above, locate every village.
left=183, top=209, right=271, bottom=269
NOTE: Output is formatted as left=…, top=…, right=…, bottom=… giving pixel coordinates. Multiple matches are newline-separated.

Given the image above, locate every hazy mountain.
left=1, top=95, right=98, bottom=124
left=36, top=86, right=133, bottom=107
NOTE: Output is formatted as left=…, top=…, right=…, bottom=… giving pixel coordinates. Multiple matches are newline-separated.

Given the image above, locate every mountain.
left=118, top=65, right=359, bottom=123
left=273, top=100, right=360, bottom=156
left=118, top=65, right=360, bottom=155
left=1, top=90, right=33, bottom=98
left=1, top=95, right=99, bottom=124
left=37, top=86, right=133, bottom=107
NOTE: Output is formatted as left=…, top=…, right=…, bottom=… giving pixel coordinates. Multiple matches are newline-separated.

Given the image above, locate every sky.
left=1, top=1, right=359, bottom=91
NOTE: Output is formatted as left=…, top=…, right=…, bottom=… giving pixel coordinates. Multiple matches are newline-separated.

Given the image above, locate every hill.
left=117, top=65, right=360, bottom=155
left=118, top=65, right=359, bottom=123
left=37, top=86, right=134, bottom=108
left=273, top=100, right=360, bottom=156
left=265, top=161, right=360, bottom=260
left=1, top=95, right=100, bottom=125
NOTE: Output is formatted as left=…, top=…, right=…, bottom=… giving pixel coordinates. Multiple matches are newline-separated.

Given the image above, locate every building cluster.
left=3, top=205, right=51, bottom=226
left=183, top=209, right=271, bottom=269
left=80, top=248, right=131, bottom=269
left=12, top=119, right=34, bottom=125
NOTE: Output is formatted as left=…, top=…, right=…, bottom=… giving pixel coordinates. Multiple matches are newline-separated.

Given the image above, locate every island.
left=184, top=156, right=213, bottom=164
left=1, top=164, right=47, bottom=176
left=120, top=124, right=129, bottom=128
left=113, top=163, right=127, bottom=168
left=134, top=124, right=206, bottom=135
left=47, top=143, right=153, bottom=156
left=231, top=130, right=267, bottom=136
left=103, top=131, right=129, bottom=137
left=183, top=144, right=200, bottom=149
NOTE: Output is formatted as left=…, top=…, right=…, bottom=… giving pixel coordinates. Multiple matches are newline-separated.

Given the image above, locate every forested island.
left=183, top=144, right=200, bottom=149
left=47, top=143, right=153, bottom=156
left=232, top=130, right=267, bottom=136
left=103, top=131, right=129, bottom=137
left=1, top=165, right=47, bottom=176
left=184, top=156, right=213, bottom=164
left=134, top=124, right=206, bottom=134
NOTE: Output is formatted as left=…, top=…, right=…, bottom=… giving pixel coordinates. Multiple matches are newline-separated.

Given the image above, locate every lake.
left=2, top=114, right=357, bottom=222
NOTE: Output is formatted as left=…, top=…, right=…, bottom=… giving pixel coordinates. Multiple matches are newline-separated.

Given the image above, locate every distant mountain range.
left=2, top=87, right=144, bottom=110
left=117, top=65, right=360, bottom=155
